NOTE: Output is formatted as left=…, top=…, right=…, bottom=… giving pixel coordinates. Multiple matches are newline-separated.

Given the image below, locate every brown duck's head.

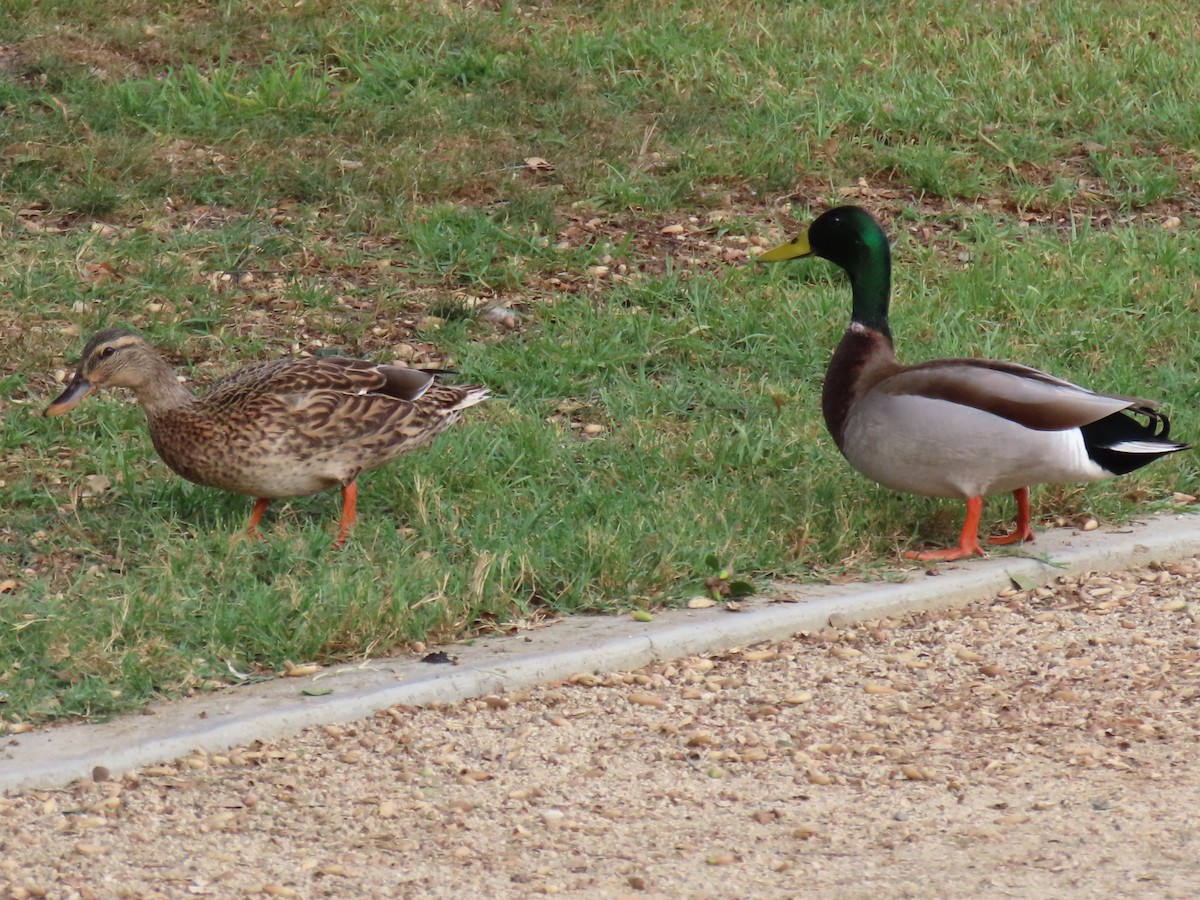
left=44, top=327, right=161, bottom=417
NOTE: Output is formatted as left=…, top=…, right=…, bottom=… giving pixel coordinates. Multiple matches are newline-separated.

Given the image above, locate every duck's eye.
left=99, top=346, right=116, bottom=360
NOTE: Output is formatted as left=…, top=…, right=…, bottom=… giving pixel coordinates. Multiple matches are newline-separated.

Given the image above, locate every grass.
left=1, top=0, right=1198, bottom=722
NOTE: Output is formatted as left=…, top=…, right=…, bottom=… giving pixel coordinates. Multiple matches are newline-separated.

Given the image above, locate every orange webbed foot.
left=986, top=487, right=1035, bottom=546
left=238, top=498, right=271, bottom=543
left=904, top=496, right=986, bottom=563
left=903, top=541, right=985, bottom=562
left=987, top=526, right=1036, bottom=546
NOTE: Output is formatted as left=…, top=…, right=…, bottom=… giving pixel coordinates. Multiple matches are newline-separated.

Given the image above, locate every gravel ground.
left=3, top=559, right=1200, bottom=900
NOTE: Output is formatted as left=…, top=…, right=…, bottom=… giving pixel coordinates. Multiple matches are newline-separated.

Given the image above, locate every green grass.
left=1, top=1, right=1198, bottom=723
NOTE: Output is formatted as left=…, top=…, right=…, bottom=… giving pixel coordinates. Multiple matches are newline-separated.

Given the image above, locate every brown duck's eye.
left=99, top=346, right=116, bottom=359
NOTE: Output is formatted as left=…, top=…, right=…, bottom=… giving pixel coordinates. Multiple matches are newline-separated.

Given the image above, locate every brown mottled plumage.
left=45, top=327, right=489, bottom=546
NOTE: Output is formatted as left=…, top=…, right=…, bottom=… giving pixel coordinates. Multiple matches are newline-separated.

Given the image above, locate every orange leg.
left=332, top=481, right=358, bottom=548
left=988, top=486, right=1036, bottom=546
left=904, top=495, right=986, bottom=562
left=245, top=497, right=271, bottom=540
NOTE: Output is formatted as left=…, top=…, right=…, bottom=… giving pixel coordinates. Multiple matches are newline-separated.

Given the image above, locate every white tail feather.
left=1107, top=439, right=1184, bottom=454
left=450, top=387, right=490, bottom=411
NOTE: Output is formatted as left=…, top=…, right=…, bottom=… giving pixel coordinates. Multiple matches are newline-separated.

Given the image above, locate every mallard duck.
left=45, top=327, right=489, bottom=546
left=760, top=205, right=1189, bottom=561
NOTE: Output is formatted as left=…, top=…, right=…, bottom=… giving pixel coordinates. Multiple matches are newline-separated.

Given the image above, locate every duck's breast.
left=147, top=407, right=342, bottom=498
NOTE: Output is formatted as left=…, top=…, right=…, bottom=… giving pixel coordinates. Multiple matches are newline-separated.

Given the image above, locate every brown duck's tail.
left=451, top=388, right=487, bottom=415
left=420, top=383, right=489, bottom=413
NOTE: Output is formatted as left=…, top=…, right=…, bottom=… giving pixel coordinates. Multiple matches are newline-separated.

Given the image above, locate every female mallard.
left=760, top=206, right=1189, bottom=561
left=45, top=327, right=489, bottom=547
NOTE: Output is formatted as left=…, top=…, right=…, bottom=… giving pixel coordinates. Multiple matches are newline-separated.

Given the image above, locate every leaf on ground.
left=81, top=474, right=111, bottom=498
left=1009, top=573, right=1040, bottom=592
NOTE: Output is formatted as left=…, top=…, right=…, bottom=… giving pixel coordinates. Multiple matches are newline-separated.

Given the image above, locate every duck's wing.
left=878, top=358, right=1153, bottom=432
left=204, top=357, right=485, bottom=454
left=210, top=356, right=437, bottom=403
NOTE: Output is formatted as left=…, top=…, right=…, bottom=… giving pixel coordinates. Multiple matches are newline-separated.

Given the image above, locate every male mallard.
left=760, top=205, right=1189, bottom=561
left=45, top=327, right=489, bottom=546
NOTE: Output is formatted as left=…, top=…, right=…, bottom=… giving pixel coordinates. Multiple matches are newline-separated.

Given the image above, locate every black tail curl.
left=1080, top=407, right=1189, bottom=477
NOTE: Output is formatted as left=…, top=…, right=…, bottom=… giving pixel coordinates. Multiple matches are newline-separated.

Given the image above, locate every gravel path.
left=3, top=559, right=1200, bottom=899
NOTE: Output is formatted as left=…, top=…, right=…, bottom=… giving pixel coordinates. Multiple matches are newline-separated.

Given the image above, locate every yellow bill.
left=758, top=230, right=813, bottom=262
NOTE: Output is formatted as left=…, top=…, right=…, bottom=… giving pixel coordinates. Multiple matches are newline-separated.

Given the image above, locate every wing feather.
left=880, top=358, right=1152, bottom=431
left=205, top=357, right=437, bottom=410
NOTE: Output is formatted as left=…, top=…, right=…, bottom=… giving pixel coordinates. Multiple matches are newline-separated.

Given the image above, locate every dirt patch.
left=3, top=559, right=1199, bottom=897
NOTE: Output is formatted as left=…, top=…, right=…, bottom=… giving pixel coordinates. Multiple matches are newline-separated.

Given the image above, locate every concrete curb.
left=3, top=512, right=1197, bottom=793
